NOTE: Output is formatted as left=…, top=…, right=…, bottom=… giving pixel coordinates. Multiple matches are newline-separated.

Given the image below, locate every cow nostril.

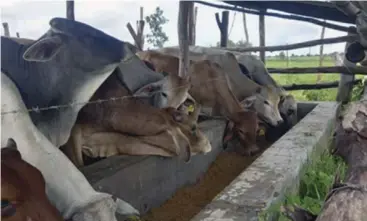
left=277, top=120, right=283, bottom=125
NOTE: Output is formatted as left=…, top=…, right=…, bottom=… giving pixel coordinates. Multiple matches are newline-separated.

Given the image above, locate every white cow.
left=1, top=73, right=139, bottom=221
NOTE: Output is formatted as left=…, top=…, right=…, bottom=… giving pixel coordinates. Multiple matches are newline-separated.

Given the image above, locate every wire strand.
left=1, top=76, right=229, bottom=116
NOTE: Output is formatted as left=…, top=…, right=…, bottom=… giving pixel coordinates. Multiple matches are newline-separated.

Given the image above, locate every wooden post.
left=243, top=13, right=249, bottom=43
left=2, top=22, right=10, bottom=37
left=127, top=7, right=145, bottom=51
left=136, top=7, right=145, bottom=50
left=16, top=32, right=20, bottom=38
left=66, top=0, right=75, bottom=20
left=178, top=1, right=191, bottom=78
left=188, top=5, right=198, bottom=46
left=317, top=21, right=327, bottom=82
left=336, top=31, right=357, bottom=103
left=286, top=45, right=289, bottom=68
left=215, top=11, right=229, bottom=47
left=259, top=9, right=266, bottom=64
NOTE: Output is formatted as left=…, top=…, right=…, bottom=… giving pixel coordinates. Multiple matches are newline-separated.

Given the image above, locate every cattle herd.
left=1, top=17, right=297, bottom=221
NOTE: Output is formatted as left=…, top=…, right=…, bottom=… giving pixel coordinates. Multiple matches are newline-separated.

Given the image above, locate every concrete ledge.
left=81, top=119, right=227, bottom=214
left=190, top=102, right=339, bottom=221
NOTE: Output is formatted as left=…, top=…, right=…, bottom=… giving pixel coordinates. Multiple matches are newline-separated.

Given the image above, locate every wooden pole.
left=66, top=0, right=75, bottom=20
left=337, top=31, right=356, bottom=103
left=282, top=79, right=362, bottom=90
left=126, top=23, right=142, bottom=51
left=2, top=22, right=10, bottom=37
left=317, top=21, right=327, bottom=82
left=259, top=9, right=266, bottom=64
left=215, top=11, right=229, bottom=47
left=178, top=1, right=191, bottom=78
left=219, top=35, right=356, bottom=52
left=243, top=13, right=249, bottom=43
left=188, top=5, right=198, bottom=46
left=268, top=66, right=367, bottom=75
left=136, top=7, right=145, bottom=50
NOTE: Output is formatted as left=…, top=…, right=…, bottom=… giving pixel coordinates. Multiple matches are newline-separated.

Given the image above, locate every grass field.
left=265, top=56, right=365, bottom=101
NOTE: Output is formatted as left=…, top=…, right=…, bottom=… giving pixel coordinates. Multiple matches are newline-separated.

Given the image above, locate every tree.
left=145, top=7, right=169, bottom=48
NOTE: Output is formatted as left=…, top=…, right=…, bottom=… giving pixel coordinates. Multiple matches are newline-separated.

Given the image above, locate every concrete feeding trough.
left=80, top=101, right=338, bottom=221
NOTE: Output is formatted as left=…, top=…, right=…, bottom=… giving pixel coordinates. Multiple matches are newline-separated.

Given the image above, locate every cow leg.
left=61, top=125, right=85, bottom=167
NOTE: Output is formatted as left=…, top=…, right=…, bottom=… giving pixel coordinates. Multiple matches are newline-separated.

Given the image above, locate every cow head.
left=1, top=138, right=64, bottom=221
left=279, top=94, right=298, bottom=128
left=22, top=17, right=128, bottom=67
left=241, top=86, right=283, bottom=127
left=134, top=73, right=190, bottom=109
left=222, top=110, right=260, bottom=156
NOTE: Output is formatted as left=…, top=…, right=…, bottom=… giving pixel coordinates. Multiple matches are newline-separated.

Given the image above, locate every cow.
left=1, top=138, right=65, bottom=221
left=157, top=46, right=297, bottom=140
left=136, top=51, right=261, bottom=155
left=151, top=48, right=284, bottom=127
left=2, top=17, right=149, bottom=220
left=62, top=102, right=211, bottom=168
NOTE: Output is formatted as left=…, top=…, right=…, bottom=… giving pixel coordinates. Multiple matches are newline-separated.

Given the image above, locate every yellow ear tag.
left=258, top=129, right=265, bottom=136
left=187, top=104, right=195, bottom=113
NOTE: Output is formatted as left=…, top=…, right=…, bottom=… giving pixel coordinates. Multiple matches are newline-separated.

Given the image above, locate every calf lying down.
left=62, top=75, right=211, bottom=167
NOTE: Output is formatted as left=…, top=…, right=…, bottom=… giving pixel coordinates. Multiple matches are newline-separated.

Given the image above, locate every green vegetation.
left=266, top=55, right=365, bottom=102
left=259, top=150, right=348, bottom=221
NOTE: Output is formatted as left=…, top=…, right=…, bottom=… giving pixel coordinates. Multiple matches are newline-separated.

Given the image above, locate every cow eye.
left=264, top=100, right=270, bottom=105
left=1, top=200, right=16, bottom=218
left=161, top=92, right=168, bottom=98
left=287, top=109, right=294, bottom=116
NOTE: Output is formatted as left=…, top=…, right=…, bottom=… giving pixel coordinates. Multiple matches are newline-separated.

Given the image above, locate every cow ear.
left=23, top=35, right=65, bottom=62
left=6, top=138, right=17, bottom=149
left=242, top=96, right=256, bottom=109
left=1, top=138, right=21, bottom=159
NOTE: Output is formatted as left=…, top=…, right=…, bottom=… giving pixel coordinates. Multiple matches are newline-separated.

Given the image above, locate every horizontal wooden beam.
left=282, top=79, right=362, bottom=90
left=194, top=0, right=356, bottom=33
left=217, top=35, right=355, bottom=52
left=268, top=66, right=367, bottom=75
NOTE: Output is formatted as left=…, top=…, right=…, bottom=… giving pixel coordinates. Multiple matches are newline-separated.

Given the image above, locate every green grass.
left=277, top=152, right=347, bottom=220
left=266, top=56, right=365, bottom=101
left=259, top=150, right=348, bottom=221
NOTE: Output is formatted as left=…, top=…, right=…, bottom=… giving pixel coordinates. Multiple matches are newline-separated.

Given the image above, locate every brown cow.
left=136, top=50, right=260, bottom=155
left=1, top=138, right=65, bottom=221
left=62, top=104, right=211, bottom=167
left=77, top=71, right=190, bottom=136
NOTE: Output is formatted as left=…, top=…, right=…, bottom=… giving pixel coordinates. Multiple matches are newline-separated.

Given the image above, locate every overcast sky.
left=0, top=0, right=352, bottom=55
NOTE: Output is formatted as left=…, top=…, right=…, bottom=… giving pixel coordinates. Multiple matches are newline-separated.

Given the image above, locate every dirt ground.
left=141, top=151, right=259, bottom=221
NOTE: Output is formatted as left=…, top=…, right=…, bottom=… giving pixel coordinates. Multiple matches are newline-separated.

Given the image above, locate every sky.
left=0, top=0, right=352, bottom=56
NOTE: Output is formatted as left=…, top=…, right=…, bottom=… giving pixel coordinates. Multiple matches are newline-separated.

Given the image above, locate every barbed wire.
left=1, top=76, right=229, bottom=116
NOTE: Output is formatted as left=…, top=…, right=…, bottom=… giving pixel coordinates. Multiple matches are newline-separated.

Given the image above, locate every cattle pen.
left=2, top=1, right=367, bottom=221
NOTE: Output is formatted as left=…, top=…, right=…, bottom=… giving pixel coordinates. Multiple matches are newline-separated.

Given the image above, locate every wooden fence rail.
left=282, top=79, right=362, bottom=90
left=219, top=35, right=355, bottom=52
left=268, top=66, right=367, bottom=75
